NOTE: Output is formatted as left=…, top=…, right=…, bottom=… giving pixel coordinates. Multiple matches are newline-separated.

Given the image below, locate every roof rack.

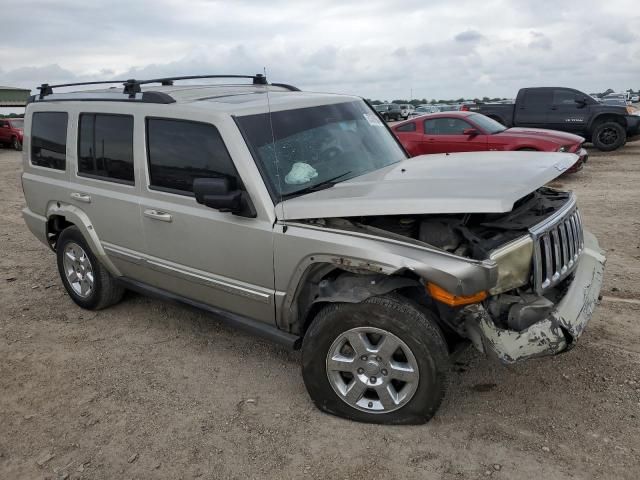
left=37, top=73, right=275, bottom=100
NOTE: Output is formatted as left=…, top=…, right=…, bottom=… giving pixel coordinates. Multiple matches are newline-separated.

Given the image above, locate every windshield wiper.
left=282, top=171, right=352, bottom=199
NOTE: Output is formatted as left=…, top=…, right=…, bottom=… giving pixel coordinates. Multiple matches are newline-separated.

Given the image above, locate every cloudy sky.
left=1, top=0, right=639, bottom=106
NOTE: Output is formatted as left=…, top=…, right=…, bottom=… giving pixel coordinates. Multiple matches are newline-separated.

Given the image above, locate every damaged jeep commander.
left=22, top=75, right=605, bottom=425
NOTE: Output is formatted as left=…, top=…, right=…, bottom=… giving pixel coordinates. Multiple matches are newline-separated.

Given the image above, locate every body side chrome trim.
left=102, top=242, right=272, bottom=304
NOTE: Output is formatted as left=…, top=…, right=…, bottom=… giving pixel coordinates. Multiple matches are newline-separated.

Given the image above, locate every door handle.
left=144, top=209, right=173, bottom=222
left=70, top=192, right=91, bottom=203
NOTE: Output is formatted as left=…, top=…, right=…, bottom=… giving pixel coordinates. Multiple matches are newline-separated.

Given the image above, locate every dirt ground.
left=1, top=143, right=639, bottom=480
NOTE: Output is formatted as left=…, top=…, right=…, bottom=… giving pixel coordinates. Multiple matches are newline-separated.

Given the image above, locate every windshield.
left=470, top=113, right=507, bottom=134
left=9, top=119, right=24, bottom=129
left=236, top=100, right=407, bottom=200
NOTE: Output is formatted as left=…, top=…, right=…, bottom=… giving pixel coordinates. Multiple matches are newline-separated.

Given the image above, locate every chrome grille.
left=530, top=197, right=583, bottom=294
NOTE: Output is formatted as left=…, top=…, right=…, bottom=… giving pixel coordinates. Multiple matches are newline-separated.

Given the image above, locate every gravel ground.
left=1, top=143, right=639, bottom=480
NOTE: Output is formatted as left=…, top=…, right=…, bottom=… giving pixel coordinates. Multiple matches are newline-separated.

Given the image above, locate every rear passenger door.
left=514, top=89, right=551, bottom=126
left=138, top=117, right=275, bottom=324
left=70, top=111, right=146, bottom=278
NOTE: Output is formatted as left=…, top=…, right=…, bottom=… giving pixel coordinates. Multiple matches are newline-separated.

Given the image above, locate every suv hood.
left=278, top=151, right=577, bottom=220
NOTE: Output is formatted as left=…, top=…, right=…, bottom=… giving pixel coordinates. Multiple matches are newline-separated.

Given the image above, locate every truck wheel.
left=592, top=121, right=625, bottom=151
left=12, top=137, right=22, bottom=151
left=56, top=226, right=124, bottom=310
left=302, top=295, right=449, bottom=424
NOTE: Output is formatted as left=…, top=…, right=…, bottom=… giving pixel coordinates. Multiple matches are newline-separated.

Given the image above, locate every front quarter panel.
left=274, top=222, right=497, bottom=327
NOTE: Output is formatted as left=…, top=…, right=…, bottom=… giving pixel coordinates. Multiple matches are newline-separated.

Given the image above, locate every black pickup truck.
left=463, top=87, right=640, bottom=151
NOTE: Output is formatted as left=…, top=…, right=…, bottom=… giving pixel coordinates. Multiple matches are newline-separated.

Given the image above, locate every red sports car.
left=391, top=111, right=587, bottom=172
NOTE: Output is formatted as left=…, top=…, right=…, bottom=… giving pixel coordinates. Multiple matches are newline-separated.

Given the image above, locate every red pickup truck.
left=0, top=118, right=24, bottom=150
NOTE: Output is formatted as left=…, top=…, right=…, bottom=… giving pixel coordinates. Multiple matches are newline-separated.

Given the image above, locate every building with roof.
left=0, top=86, right=31, bottom=107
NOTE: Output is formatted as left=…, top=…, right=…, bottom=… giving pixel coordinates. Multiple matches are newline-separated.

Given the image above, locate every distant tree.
left=455, top=98, right=465, bottom=103
left=481, top=96, right=490, bottom=102
left=603, top=88, right=614, bottom=96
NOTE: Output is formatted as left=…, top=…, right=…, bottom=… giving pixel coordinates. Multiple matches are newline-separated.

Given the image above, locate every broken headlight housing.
left=488, top=236, right=534, bottom=295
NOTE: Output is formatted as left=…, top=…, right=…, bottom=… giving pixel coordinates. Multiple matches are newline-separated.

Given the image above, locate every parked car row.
left=391, top=111, right=587, bottom=173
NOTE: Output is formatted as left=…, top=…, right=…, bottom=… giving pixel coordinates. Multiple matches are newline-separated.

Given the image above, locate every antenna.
left=264, top=66, right=287, bottom=232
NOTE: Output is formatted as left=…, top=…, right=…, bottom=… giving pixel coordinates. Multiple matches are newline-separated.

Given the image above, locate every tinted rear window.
left=396, top=122, right=416, bottom=132
left=78, top=113, right=134, bottom=184
left=31, top=112, right=68, bottom=170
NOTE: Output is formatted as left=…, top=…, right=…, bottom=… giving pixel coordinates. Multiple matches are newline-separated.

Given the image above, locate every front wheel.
left=592, top=121, right=626, bottom=151
left=302, top=295, right=449, bottom=424
left=12, top=137, right=22, bottom=151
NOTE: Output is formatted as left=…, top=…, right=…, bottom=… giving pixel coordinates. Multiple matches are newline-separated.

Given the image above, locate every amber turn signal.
left=426, top=282, right=487, bottom=307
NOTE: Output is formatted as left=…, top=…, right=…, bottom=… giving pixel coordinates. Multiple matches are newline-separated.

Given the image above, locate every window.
left=396, top=122, right=416, bottom=132
left=552, top=89, right=579, bottom=106
left=522, top=89, right=551, bottom=109
left=31, top=112, right=68, bottom=170
left=78, top=114, right=134, bottom=183
left=424, top=118, right=472, bottom=135
left=146, top=118, right=238, bottom=194
left=469, top=114, right=506, bottom=134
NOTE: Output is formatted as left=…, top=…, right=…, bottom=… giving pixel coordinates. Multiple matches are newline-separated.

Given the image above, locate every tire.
left=302, top=295, right=449, bottom=425
left=56, top=226, right=124, bottom=310
left=383, top=114, right=389, bottom=122
left=591, top=121, right=626, bottom=151
left=12, top=137, right=22, bottom=151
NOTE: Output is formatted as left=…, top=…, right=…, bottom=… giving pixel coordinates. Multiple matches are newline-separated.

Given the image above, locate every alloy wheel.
left=62, top=242, right=94, bottom=298
left=326, top=327, right=419, bottom=413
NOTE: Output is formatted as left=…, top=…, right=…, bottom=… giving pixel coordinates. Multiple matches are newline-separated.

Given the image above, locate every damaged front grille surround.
left=529, top=194, right=584, bottom=295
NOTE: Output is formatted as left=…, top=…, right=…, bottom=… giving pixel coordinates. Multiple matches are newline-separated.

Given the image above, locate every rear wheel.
left=302, top=295, right=449, bottom=424
left=592, top=121, right=626, bottom=151
left=12, top=137, right=22, bottom=151
left=56, top=226, right=124, bottom=310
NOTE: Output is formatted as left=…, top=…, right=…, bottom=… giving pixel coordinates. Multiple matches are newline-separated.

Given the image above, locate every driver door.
left=547, top=88, right=589, bottom=134
left=422, top=117, right=487, bottom=154
left=138, top=117, right=276, bottom=323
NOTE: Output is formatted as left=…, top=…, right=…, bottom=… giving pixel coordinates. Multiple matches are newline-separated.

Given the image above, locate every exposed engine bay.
left=302, top=187, right=575, bottom=334
left=304, top=187, right=571, bottom=261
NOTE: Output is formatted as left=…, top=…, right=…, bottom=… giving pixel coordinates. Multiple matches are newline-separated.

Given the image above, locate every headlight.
left=557, top=145, right=571, bottom=152
left=488, top=236, right=533, bottom=294
left=626, top=106, right=640, bottom=116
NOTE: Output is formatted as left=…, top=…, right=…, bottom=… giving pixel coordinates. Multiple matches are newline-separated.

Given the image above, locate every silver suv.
left=21, top=74, right=605, bottom=424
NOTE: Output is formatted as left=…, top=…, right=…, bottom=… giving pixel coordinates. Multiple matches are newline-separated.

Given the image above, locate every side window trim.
left=144, top=116, right=241, bottom=197
left=77, top=112, right=135, bottom=186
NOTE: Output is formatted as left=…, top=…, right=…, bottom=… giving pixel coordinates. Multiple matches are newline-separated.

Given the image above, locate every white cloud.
left=2, top=0, right=639, bottom=100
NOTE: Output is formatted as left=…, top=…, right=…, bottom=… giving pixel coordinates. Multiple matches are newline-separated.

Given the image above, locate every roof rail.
left=37, top=73, right=272, bottom=99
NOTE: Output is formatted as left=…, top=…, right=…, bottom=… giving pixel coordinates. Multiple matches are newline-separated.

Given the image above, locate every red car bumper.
left=566, top=147, right=588, bottom=173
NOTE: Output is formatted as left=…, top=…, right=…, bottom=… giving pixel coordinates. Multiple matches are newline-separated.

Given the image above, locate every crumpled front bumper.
left=464, top=230, right=606, bottom=364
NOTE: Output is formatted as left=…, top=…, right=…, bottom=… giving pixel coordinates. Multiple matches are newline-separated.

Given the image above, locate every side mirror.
left=193, top=177, right=242, bottom=213
left=575, top=97, right=587, bottom=107
left=463, top=128, right=479, bottom=136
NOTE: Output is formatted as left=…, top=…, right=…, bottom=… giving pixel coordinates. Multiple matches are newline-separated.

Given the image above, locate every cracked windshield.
left=236, top=100, right=407, bottom=199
